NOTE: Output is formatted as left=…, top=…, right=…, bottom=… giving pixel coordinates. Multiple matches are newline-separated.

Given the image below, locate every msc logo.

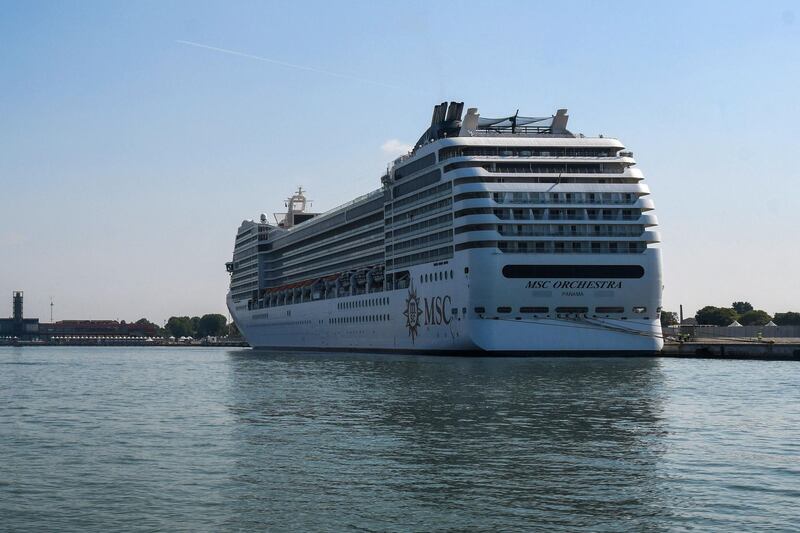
left=403, top=285, right=421, bottom=343
left=403, top=283, right=453, bottom=344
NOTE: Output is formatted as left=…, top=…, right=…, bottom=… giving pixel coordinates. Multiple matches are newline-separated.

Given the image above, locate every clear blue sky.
left=1, top=1, right=798, bottom=324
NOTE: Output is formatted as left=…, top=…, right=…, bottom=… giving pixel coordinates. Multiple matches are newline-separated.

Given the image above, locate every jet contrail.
left=175, top=39, right=403, bottom=90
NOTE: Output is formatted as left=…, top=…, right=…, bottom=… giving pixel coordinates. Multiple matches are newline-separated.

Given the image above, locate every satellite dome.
left=260, top=213, right=267, bottom=223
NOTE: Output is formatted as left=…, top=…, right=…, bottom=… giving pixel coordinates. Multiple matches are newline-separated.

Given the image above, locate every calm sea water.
left=1, top=347, right=798, bottom=532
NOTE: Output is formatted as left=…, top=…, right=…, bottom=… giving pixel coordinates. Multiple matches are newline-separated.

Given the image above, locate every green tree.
left=773, top=312, right=800, bottom=326
left=197, top=314, right=227, bottom=337
left=227, top=322, right=241, bottom=338
left=660, top=311, right=679, bottom=327
left=132, top=318, right=163, bottom=336
left=732, top=301, right=753, bottom=314
left=738, top=310, right=772, bottom=326
left=165, top=316, right=194, bottom=338
left=190, top=316, right=201, bottom=337
left=695, top=306, right=738, bottom=326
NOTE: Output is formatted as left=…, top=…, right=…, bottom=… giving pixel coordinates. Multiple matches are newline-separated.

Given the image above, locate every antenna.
left=50, top=297, right=54, bottom=322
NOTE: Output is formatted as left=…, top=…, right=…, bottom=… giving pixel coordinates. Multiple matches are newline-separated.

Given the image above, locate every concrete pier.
left=662, top=340, right=800, bottom=360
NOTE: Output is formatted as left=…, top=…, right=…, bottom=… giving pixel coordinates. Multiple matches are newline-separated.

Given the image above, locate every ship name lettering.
left=525, top=280, right=623, bottom=289
left=422, top=295, right=452, bottom=326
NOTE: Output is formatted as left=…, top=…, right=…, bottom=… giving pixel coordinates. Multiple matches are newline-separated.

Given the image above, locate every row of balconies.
left=277, top=220, right=383, bottom=261
left=454, top=230, right=661, bottom=246
left=278, top=235, right=383, bottom=272
left=453, top=196, right=655, bottom=212
left=446, top=165, right=645, bottom=181
left=453, top=212, right=658, bottom=227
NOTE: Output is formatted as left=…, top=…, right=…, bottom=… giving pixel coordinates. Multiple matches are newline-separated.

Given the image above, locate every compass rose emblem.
left=403, top=284, right=421, bottom=343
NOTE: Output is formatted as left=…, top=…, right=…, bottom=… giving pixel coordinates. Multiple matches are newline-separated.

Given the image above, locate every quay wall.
left=664, top=325, right=800, bottom=339
left=662, top=341, right=800, bottom=360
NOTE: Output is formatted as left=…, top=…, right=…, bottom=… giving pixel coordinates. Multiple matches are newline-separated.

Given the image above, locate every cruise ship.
left=226, top=102, right=663, bottom=354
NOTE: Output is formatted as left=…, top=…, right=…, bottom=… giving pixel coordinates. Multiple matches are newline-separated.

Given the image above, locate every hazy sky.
left=2, top=1, right=798, bottom=325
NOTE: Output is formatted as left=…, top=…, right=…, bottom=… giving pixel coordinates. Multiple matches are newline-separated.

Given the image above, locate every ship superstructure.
left=227, top=102, right=663, bottom=353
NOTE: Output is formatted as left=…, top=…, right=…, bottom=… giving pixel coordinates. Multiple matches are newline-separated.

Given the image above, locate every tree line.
left=661, top=301, right=800, bottom=327
left=131, top=314, right=239, bottom=338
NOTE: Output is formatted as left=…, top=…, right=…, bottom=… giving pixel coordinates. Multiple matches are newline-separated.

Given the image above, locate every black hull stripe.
left=246, top=345, right=660, bottom=357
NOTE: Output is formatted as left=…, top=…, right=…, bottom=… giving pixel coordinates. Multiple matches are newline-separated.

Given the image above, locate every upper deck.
left=390, top=102, right=625, bottom=173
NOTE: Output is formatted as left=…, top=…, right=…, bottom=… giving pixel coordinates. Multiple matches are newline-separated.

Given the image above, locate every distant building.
left=39, top=320, right=158, bottom=338
left=0, top=292, right=40, bottom=339
left=0, top=291, right=159, bottom=340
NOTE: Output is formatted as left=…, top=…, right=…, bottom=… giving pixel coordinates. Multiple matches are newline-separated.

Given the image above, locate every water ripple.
left=0, top=347, right=798, bottom=531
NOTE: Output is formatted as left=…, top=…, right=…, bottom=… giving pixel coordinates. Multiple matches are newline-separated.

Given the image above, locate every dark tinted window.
left=394, top=153, right=436, bottom=180
left=393, top=169, right=441, bottom=198
left=556, top=307, right=589, bottom=313
left=502, top=264, right=644, bottom=278
left=520, top=307, right=549, bottom=313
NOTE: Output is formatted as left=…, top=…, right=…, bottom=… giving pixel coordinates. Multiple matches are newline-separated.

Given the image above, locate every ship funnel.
left=460, top=107, right=480, bottom=135
left=551, top=109, right=569, bottom=134
left=430, top=102, right=448, bottom=128
left=445, top=101, right=464, bottom=123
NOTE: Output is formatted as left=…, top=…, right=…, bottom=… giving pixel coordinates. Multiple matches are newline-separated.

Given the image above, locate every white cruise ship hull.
left=228, top=250, right=663, bottom=354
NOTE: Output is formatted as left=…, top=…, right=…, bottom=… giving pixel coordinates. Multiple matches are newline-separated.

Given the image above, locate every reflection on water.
left=226, top=353, right=671, bottom=530
left=2, top=347, right=798, bottom=532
